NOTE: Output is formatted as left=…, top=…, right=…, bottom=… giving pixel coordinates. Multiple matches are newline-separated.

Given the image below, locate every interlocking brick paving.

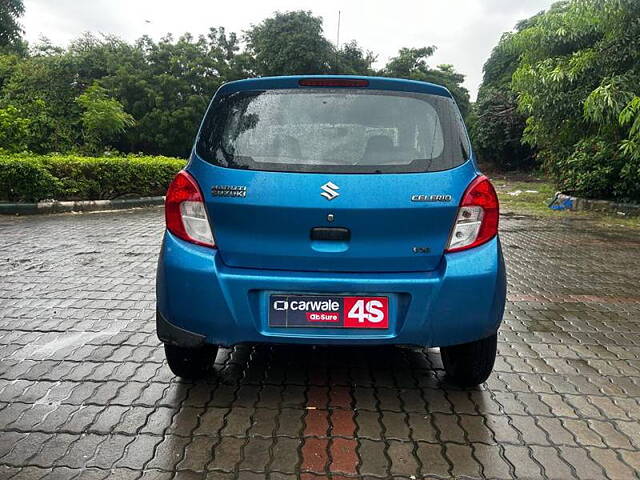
left=0, top=207, right=639, bottom=479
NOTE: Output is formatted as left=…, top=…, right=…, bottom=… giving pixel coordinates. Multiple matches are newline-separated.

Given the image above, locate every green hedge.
left=0, top=154, right=187, bottom=202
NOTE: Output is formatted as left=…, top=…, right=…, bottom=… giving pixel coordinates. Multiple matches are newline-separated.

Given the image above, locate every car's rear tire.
left=164, top=344, right=218, bottom=379
left=440, top=334, right=497, bottom=387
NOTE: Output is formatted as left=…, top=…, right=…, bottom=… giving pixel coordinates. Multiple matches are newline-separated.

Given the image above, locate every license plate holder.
left=268, top=294, right=389, bottom=329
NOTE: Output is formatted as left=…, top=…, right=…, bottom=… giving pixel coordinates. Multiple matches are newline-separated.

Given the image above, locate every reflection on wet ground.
left=0, top=209, right=639, bottom=478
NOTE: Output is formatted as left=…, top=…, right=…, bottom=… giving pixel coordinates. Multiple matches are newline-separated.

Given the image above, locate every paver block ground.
left=1, top=208, right=639, bottom=478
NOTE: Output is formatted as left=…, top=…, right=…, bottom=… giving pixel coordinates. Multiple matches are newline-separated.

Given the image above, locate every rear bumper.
left=156, top=232, right=506, bottom=347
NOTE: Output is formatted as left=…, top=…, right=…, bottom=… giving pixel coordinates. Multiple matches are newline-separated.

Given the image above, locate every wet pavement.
left=0, top=208, right=639, bottom=479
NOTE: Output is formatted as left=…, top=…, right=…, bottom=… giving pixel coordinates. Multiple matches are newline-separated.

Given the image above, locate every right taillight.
left=446, top=175, right=499, bottom=253
left=165, top=170, right=215, bottom=248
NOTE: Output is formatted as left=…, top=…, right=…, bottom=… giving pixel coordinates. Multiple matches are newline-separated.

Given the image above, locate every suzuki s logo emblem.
left=320, top=182, right=340, bottom=201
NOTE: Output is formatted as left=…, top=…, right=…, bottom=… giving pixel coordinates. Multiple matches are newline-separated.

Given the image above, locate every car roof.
left=216, top=75, right=453, bottom=98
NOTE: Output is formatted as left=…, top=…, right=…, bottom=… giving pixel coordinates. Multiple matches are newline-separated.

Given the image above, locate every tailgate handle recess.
left=310, top=227, right=351, bottom=242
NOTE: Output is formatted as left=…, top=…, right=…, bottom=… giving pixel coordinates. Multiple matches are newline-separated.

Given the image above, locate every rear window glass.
left=196, top=88, right=470, bottom=174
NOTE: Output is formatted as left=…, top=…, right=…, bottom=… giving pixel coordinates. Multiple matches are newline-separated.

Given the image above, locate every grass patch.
left=490, top=172, right=640, bottom=229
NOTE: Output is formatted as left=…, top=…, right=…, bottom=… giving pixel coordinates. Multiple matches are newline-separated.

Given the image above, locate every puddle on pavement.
left=523, top=319, right=563, bottom=333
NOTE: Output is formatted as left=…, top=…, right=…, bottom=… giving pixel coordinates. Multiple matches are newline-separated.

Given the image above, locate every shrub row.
left=0, top=154, right=187, bottom=202
left=547, top=137, right=640, bottom=203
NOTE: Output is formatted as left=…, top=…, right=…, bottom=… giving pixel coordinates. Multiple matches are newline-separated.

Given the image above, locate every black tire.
left=164, top=344, right=218, bottom=379
left=440, top=334, right=497, bottom=387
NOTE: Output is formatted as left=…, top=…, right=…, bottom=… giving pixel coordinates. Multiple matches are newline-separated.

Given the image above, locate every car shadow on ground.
left=166, top=343, right=491, bottom=406
left=159, top=344, right=498, bottom=449
left=213, top=344, right=446, bottom=386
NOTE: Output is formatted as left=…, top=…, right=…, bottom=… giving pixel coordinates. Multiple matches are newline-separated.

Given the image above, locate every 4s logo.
left=348, top=300, right=384, bottom=323
left=343, top=297, right=389, bottom=329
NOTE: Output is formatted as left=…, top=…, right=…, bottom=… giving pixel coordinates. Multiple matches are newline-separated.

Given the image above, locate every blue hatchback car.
left=156, top=75, right=506, bottom=386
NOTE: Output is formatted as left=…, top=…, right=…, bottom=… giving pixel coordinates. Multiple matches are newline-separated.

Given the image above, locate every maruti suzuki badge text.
left=156, top=75, right=507, bottom=387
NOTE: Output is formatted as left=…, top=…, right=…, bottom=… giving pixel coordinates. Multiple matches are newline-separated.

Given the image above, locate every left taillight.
left=165, top=171, right=215, bottom=248
left=446, top=175, right=499, bottom=253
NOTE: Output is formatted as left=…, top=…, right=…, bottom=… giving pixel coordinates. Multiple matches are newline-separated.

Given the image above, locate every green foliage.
left=472, top=21, right=536, bottom=171
left=0, top=31, right=249, bottom=157
left=0, top=155, right=59, bottom=202
left=472, top=87, right=534, bottom=170
left=384, top=47, right=436, bottom=77
left=0, top=51, right=20, bottom=89
left=481, top=34, right=521, bottom=88
left=0, top=154, right=185, bottom=202
left=0, top=0, right=24, bottom=48
left=553, top=136, right=620, bottom=198
left=552, top=135, right=640, bottom=202
left=76, top=84, right=134, bottom=153
left=243, top=11, right=377, bottom=77
left=0, top=10, right=471, bottom=160
left=382, top=47, right=471, bottom=118
left=107, top=29, right=249, bottom=157
left=245, top=11, right=334, bottom=75
left=477, top=0, right=640, bottom=201
left=332, top=41, right=377, bottom=75
left=0, top=50, right=85, bottom=153
left=0, top=104, right=29, bottom=151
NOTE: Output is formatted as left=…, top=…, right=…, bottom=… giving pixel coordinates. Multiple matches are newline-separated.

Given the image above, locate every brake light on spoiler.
left=298, top=78, right=369, bottom=88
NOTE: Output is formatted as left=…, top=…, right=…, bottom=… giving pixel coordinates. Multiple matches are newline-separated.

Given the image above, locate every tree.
left=0, top=10, right=474, bottom=160
left=472, top=27, right=535, bottom=170
left=0, top=48, right=84, bottom=153
left=0, top=104, right=29, bottom=151
left=332, top=41, right=376, bottom=75
left=0, top=49, right=20, bottom=89
left=507, top=0, right=640, bottom=201
left=76, top=84, right=134, bottom=152
left=383, top=47, right=471, bottom=118
left=245, top=11, right=334, bottom=75
left=384, top=47, right=436, bottom=77
left=472, top=87, right=534, bottom=170
left=0, top=0, right=24, bottom=48
left=103, top=29, right=250, bottom=156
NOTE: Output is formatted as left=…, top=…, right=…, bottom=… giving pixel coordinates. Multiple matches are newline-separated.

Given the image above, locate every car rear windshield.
left=196, top=88, right=470, bottom=174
